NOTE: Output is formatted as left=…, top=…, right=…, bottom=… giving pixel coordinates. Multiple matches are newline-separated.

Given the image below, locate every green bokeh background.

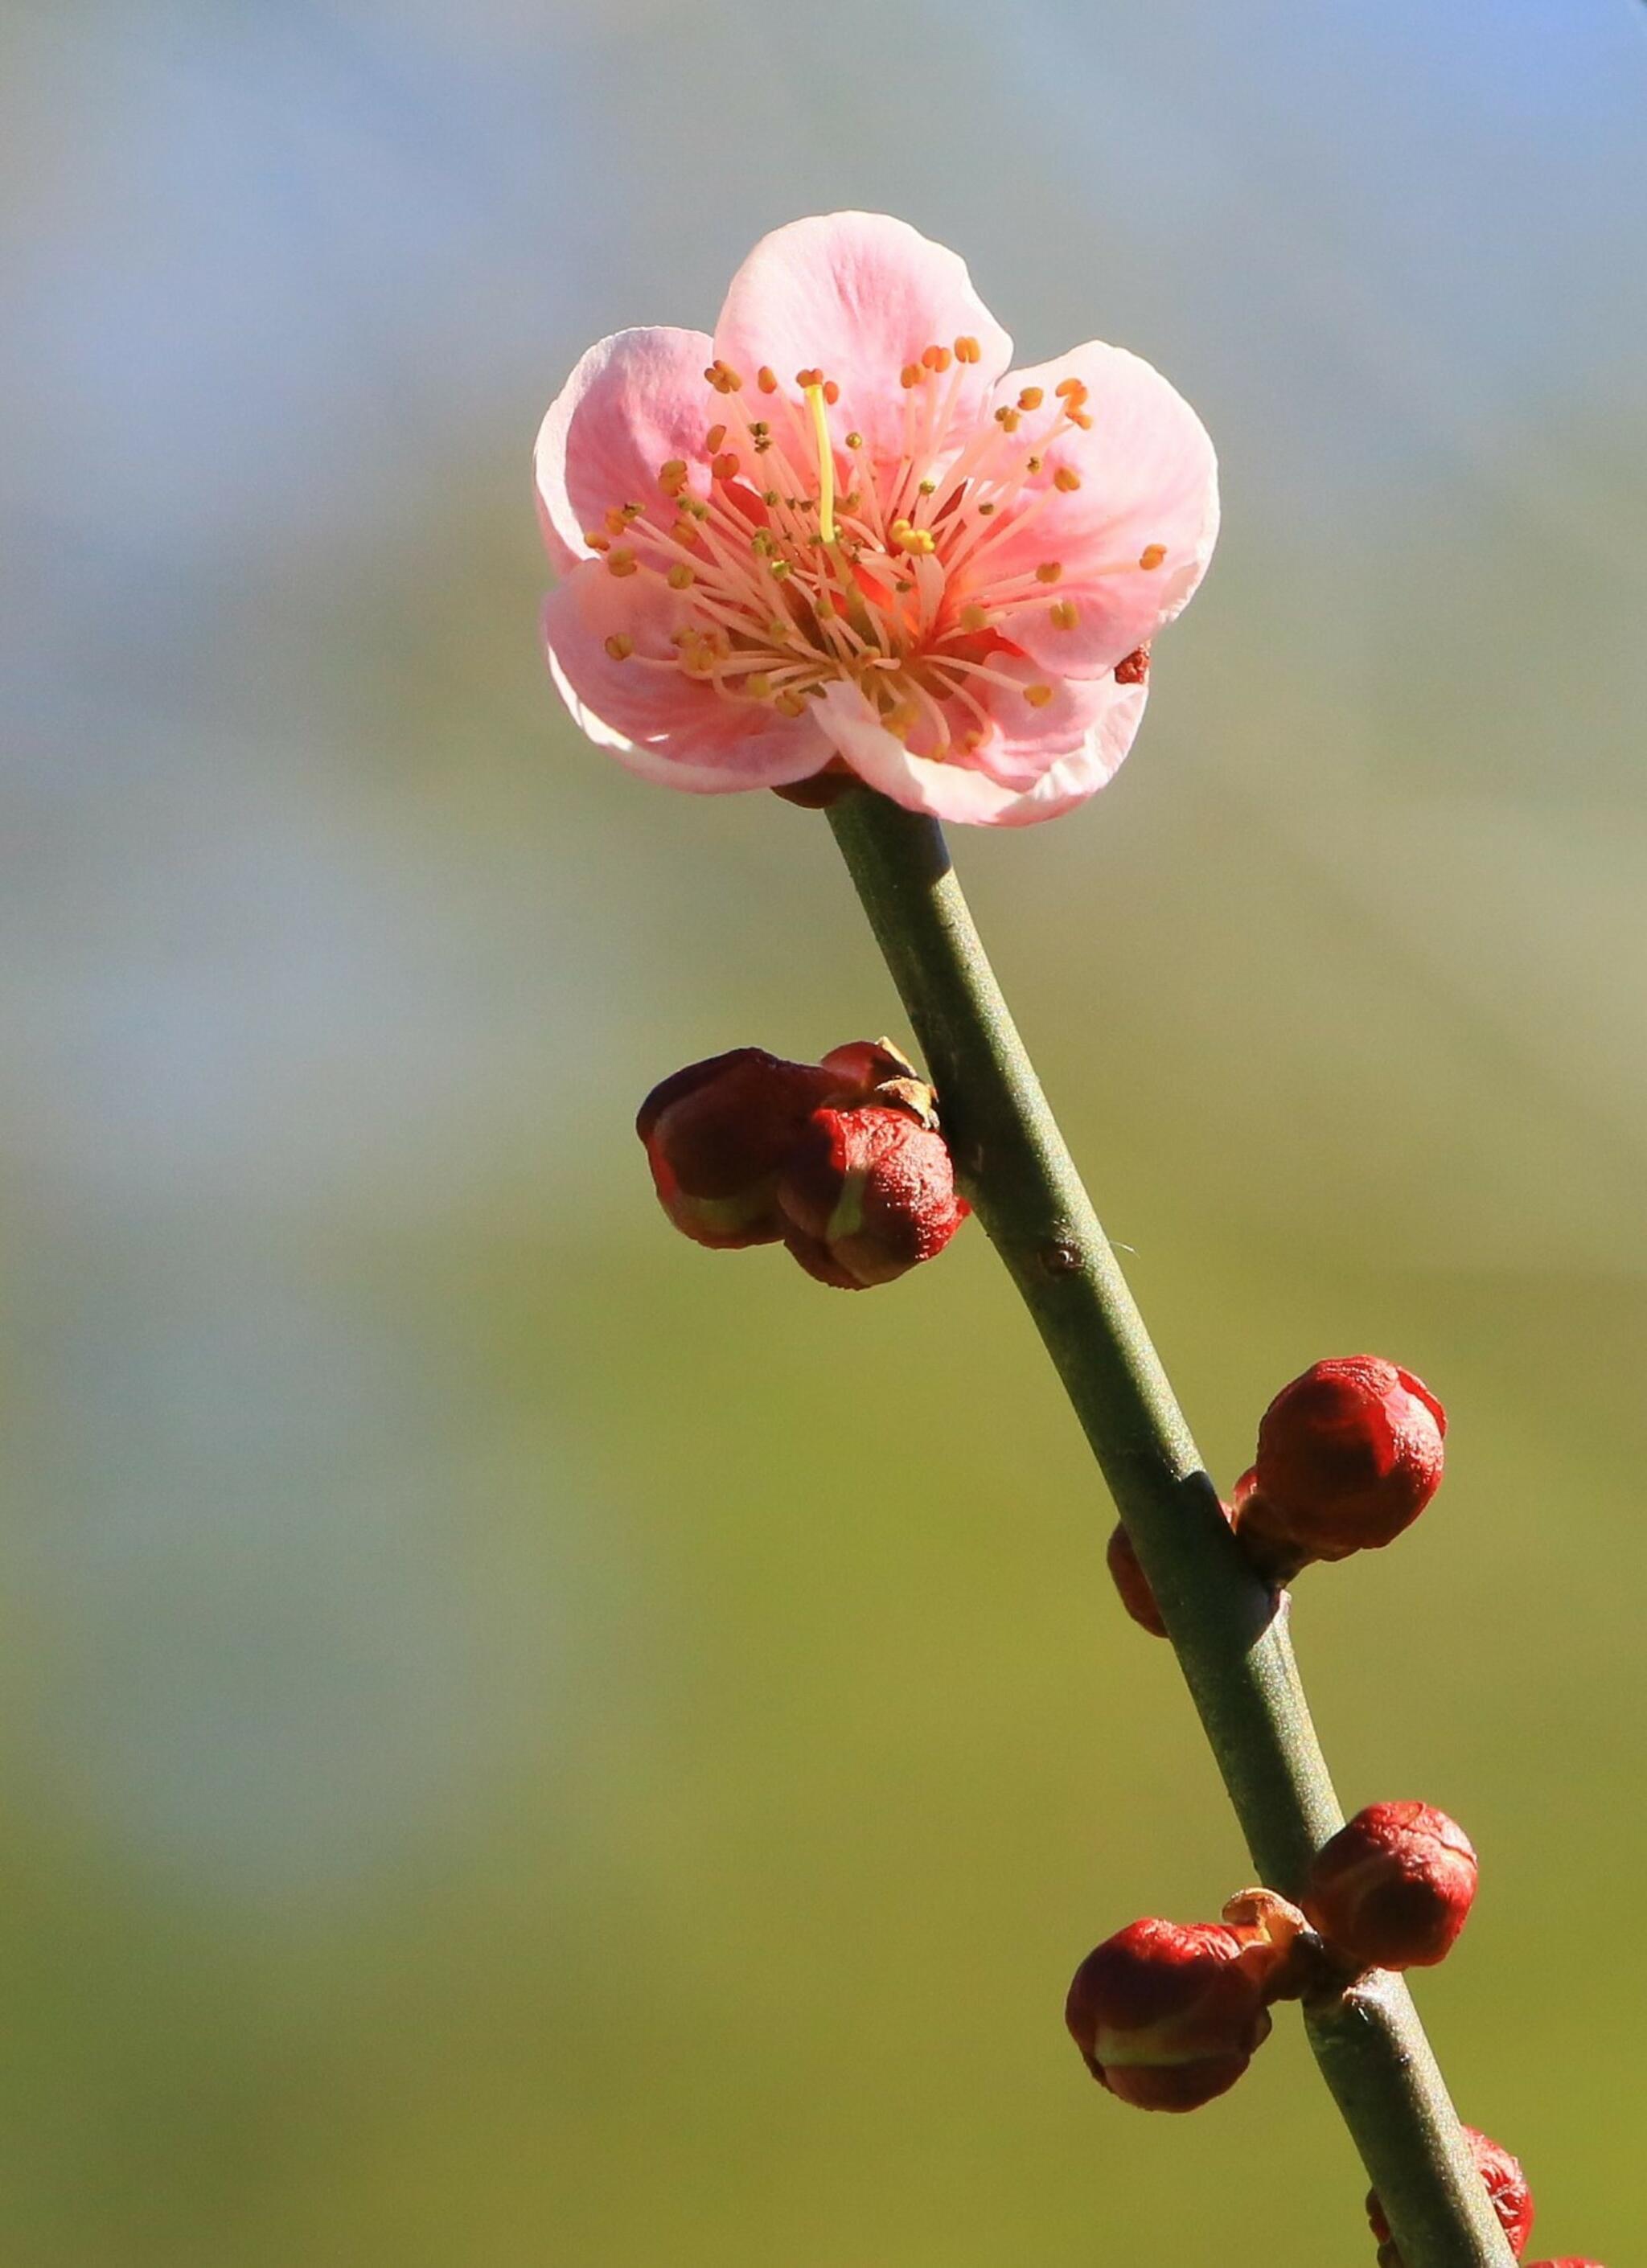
left=3, top=4, right=1644, bottom=2262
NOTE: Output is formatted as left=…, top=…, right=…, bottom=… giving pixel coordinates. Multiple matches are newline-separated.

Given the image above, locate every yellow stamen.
left=603, top=634, right=634, bottom=661
left=667, top=564, right=695, bottom=589
left=1049, top=599, right=1079, bottom=631
left=959, top=604, right=988, bottom=633
left=803, top=381, right=837, bottom=544
left=1023, top=682, right=1055, bottom=707
left=1139, top=543, right=1167, bottom=570
left=890, top=519, right=936, bottom=556
left=1054, top=466, right=1082, bottom=493
left=1035, top=561, right=1063, bottom=584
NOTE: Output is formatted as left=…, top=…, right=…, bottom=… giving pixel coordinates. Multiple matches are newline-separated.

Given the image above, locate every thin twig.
left=826, top=784, right=1516, bottom=2268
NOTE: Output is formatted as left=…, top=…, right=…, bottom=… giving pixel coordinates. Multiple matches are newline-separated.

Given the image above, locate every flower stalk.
left=825, top=782, right=1517, bottom=2268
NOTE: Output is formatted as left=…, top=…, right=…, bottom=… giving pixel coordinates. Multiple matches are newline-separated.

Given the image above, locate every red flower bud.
left=637, top=1048, right=840, bottom=1248
left=1105, top=1523, right=1169, bottom=1637
left=1303, top=1802, right=1477, bottom=1971
left=776, top=1105, right=967, bottom=1289
left=1105, top=1478, right=1255, bottom=1638
left=1368, top=2127, right=1534, bottom=2262
left=1238, top=1355, right=1446, bottom=1577
left=1064, top=1896, right=1307, bottom=2112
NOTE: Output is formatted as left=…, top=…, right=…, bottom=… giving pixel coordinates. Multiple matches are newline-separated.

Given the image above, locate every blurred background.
left=2, top=2, right=1645, bottom=2262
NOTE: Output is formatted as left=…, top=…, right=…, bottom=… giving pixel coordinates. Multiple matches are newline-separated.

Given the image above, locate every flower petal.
left=543, top=567, right=832, bottom=794
left=713, top=213, right=1012, bottom=465
left=534, top=326, right=716, bottom=568
left=970, top=343, right=1218, bottom=677
left=813, top=676, right=1144, bottom=827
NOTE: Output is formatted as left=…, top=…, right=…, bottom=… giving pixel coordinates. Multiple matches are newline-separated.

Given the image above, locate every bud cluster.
left=1107, top=1355, right=1447, bottom=1636
left=637, top=1039, right=967, bottom=1289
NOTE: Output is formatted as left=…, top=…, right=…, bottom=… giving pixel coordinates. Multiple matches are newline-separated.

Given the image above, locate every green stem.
left=826, top=785, right=1516, bottom=2268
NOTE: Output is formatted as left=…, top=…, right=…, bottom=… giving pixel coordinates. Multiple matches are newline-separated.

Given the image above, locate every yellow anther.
left=823, top=379, right=840, bottom=405
left=767, top=617, right=791, bottom=639
left=795, top=366, right=824, bottom=389
left=603, top=507, right=628, bottom=535
left=1054, top=376, right=1086, bottom=400
left=1139, top=543, right=1167, bottom=571
left=961, top=727, right=988, bottom=753
left=711, top=451, right=740, bottom=482
left=745, top=673, right=774, bottom=700
left=975, top=500, right=996, bottom=515
left=922, top=344, right=952, bottom=373
left=582, top=530, right=610, bottom=552
left=775, top=690, right=808, bottom=716
left=1035, top=561, right=1063, bottom=584
left=1017, top=386, right=1044, bottom=411
left=1054, top=466, right=1082, bottom=493
left=900, top=363, right=923, bottom=390
left=603, top=633, right=635, bottom=661
left=954, top=335, right=981, bottom=363
left=670, top=518, right=696, bottom=545
left=705, top=423, right=727, bottom=453
left=1067, top=409, right=1094, bottom=430
left=845, top=430, right=864, bottom=449
left=994, top=407, right=1021, bottom=433
left=667, top=564, right=695, bottom=589
left=885, top=700, right=922, bottom=740
left=1049, top=599, right=1079, bottom=631
left=1023, top=682, right=1056, bottom=708
left=1025, top=455, right=1044, bottom=474
left=658, top=457, right=688, bottom=490
left=918, top=478, right=937, bottom=495
left=958, top=605, right=989, bottom=634
left=758, top=366, right=778, bottom=393
left=606, top=548, right=638, bottom=577
left=890, top=519, right=936, bottom=556
left=802, top=381, right=838, bottom=544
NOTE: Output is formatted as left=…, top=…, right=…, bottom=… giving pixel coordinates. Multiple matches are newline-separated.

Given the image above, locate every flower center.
left=589, top=345, right=1165, bottom=757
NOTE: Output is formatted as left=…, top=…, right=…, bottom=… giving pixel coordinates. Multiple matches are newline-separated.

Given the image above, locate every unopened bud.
left=1368, top=2126, right=1534, bottom=2262
left=1107, top=1473, right=1258, bottom=1637
left=636, top=1048, right=841, bottom=1249
left=776, top=1105, right=966, bottom=1289
left=1304, top=1802, right=1477, bottom=1971
left=1237, top=1355, right=1446, bottom=1578
left=1064, top=1896, right=1307, bottom=2112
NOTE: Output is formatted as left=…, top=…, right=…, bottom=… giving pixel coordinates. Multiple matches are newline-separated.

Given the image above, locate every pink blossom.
left=536, top=214, right=1218, bottom=826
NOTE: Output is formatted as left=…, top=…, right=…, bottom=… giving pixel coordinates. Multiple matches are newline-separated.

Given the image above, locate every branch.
left=826, top=784, right=1516, bottom=2268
